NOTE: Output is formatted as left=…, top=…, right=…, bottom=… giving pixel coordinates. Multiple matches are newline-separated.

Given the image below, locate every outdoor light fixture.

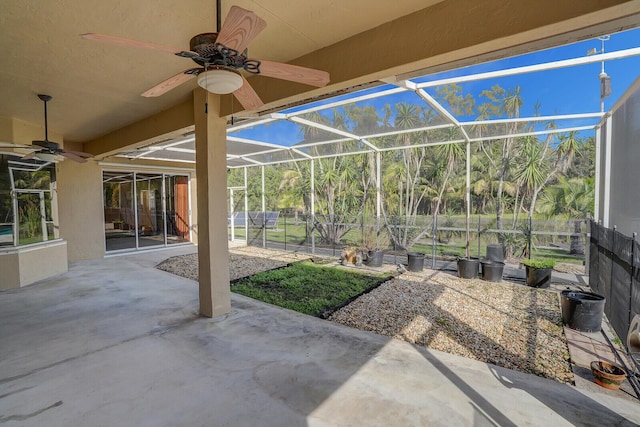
left=197, top=69, right=243, bottom=94
left=34, top=152, right=62, bottom=163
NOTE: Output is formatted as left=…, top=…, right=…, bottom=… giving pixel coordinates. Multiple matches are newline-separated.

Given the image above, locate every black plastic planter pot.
left=486, top=244, right=505, bottom=263
left=481, top=260, right=504, bottom=282
left=407, top=252, right=425, bottom=272
left=526, top=266, right=552, bottom=288
left=560, top=290, right=605, bottom=332
left=457, top=258, right=479, bottom=279
left=365, top=250, right=384, bottom=267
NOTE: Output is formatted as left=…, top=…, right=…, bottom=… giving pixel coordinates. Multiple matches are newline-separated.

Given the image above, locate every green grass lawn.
left=231, top=261, right=393, bottom=317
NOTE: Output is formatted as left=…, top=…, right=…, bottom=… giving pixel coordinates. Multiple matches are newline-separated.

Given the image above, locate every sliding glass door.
left=166, top=175, right=190, bottom=245
left=103, top=172, right=136, bottom=251
left=103, top=171, right=190, bottom=252
left=135, top=173, right=165, bottom=248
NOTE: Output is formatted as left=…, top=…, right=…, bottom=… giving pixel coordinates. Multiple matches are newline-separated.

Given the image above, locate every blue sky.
left=231, top=27, right=640, bottom=145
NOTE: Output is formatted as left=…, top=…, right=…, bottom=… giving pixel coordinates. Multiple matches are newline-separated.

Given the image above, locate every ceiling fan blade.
left=233, top=76, right=264, bottom=111
left=258, top=60, right=330, bottom=87
left=141, top=69, right=200, bottom=97
left=22, top=152, right=37, bottom=160
left=81, top=33, right=197, bottom=56
left=0, top=142, right=32, bottom=149
left=60, top=151, right=88, bottom=163
left=216, top=6, right=267, bottom=53
left=63, top=149, right=94, bottom=158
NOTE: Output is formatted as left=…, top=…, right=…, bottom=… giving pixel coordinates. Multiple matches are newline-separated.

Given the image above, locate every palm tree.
left=380, top=102, right=433, bottom=250
left=432, top=136, right=465, bottom=229
left=538, top=177, right=594, bottom=255
left=555, top=131, right=581, bottom=174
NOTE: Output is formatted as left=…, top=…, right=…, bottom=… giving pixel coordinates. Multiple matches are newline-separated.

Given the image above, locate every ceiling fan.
left=22, top=94, right=94, bottom=163
left=81, top=5, right=330, bottom=111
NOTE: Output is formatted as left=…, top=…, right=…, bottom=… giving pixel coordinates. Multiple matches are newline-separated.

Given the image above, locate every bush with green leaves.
left=522, top=259, right=556, bottom=269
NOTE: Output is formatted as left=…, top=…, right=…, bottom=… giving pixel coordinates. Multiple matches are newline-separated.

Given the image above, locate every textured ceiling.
left=0, top=0, right=442, bottom=142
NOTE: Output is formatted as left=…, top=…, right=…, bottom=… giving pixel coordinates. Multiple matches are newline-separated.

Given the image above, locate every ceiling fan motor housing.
left=189, top=33, right=221, bottom=64
left=187, top=33, right=260, bottom=74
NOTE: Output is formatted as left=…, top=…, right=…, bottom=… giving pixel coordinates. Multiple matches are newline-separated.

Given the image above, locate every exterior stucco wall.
left=56, top=159, right=105, bottom=261
left=607, top=78, right=640, bottom=235
left=0, top=240, right=68, bottom=290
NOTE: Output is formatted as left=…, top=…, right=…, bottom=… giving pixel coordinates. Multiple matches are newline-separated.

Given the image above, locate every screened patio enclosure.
left=114, top=30, right=640, bottom=260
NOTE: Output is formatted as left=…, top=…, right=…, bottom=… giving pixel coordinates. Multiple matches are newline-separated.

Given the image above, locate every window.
left=0, top=154, right=57, bottom=246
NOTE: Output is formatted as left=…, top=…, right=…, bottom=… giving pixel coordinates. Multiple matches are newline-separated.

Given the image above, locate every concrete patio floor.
left=1, top=246, right=639, bottom=426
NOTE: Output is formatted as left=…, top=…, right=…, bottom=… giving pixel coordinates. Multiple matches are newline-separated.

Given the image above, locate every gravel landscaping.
left=156, top=247, right=573, bottom=384
left=330, top=269, right=573, bottom=384
left=156, top=246, right=312, bottom=281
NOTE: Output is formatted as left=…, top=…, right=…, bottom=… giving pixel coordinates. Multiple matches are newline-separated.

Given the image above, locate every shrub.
left=522, top=259, right=556, bottom=269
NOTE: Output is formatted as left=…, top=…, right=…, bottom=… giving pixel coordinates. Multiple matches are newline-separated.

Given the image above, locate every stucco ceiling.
left=0, top=0, right=442, bottom=143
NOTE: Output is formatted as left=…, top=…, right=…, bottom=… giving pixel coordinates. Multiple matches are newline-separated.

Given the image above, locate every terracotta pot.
left=590, top=361, right=626, bottom=390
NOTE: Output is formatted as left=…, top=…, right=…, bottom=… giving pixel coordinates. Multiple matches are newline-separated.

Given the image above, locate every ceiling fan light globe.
left=35, top=152, right=62, bottom=163
left=197, top=69, right=243, bottom=94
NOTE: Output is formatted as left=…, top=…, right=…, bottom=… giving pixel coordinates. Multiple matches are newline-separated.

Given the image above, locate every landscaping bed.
left=156, top=246, right=312, bottom=281
left=156, top=246, right=573, bottom=384
left=232, top=261, right=393, bottom=317
left=329, top=270, right=574, bottom=384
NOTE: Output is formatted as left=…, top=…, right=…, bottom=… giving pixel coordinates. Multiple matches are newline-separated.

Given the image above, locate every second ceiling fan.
left=81, top=5, right=330, bottom=111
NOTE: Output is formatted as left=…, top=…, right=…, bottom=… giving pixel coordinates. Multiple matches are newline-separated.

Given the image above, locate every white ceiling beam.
left=464, top=112, right=603, bottom=126
left=467, top=125, right=595, bottom=142
left=284, top=87, right=407, bottom=118
left=226, top=136, right=285, bottom=150
left=415, top=47, right=640, bottom=88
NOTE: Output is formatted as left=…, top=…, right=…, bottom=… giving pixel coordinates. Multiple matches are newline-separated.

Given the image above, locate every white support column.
left=244, top=166, right=248, bottom=243
left=39, top=192, right=48, bottom=241
left=261, top=165, right=266, bottom=248
left=594, top=127, right=602, bottom=222
left=603, top=115, right=613, bottom=227
left=310, top=158, right=315, bottom=254
left=229, top=188, right=235, bottom=242
left=376, top=151, right=381, bottom=222
left=466, top=140, right=471, bottom=258
left=162, top=174, right=167, bottom=245
left=133, top=172, right=139, bottom=249
left=194, top=88, right=231, bottom=318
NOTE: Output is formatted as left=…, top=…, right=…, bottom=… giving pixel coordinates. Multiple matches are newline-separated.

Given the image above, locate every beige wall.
left=0, top=240, right=68, bottom=290
left=56, top=158, right=104, bottom=261
left=0, top=116, right=63, bottom=147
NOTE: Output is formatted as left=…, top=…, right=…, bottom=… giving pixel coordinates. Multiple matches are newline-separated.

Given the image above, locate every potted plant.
left=590, top=361, right=626, bottom=390
left=457, top=202, right=478, bottom=279
left=523, top=258, right=555, bottom=288
left=361, top=224, right=390, bottom=267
